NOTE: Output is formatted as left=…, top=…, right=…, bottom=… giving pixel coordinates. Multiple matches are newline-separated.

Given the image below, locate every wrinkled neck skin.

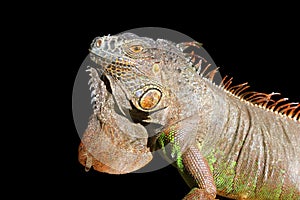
left=148, top=64, right=214, bottom=151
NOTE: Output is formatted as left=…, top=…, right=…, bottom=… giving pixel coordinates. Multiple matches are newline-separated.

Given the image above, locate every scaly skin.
left=78, top=67, right=152, bottom=174
left=78, top=32, right=300, bottom=199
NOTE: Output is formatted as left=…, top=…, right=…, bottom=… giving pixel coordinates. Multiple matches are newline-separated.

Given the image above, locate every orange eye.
left=139, top=89, right=162, bottom=110
left=95, top=39, right=102, bottom=47
left=130, top=45, right=143, bottom=53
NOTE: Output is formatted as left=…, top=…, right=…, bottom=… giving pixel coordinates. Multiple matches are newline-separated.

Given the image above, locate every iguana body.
left=78, top=33, right=300, bottom=199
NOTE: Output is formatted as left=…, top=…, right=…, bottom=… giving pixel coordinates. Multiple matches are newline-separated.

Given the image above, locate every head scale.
left=89, top=33, right=186, bottom=112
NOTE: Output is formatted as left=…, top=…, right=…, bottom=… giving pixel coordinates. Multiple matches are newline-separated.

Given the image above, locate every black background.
left=31, top=6, right=299, bottom=200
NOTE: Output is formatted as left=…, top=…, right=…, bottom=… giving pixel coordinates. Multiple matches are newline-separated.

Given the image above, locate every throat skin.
left=194, top=78, right=300, bottom=199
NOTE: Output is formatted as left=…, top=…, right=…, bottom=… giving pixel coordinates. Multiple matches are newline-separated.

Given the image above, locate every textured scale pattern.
left=79, top=32, right=300, bottom=199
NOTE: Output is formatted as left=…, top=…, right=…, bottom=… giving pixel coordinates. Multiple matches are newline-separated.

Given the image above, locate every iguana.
left=78, top=32, right=300, bottom=199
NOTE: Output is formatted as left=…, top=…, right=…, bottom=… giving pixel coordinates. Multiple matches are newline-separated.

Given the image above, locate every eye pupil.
left=139, top=89, right=161, bottom=110
left=130, top=45, right=143, bottom=53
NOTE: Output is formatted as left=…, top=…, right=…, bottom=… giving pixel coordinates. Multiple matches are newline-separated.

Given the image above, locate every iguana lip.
left=89, top=52, right=138, bottom=75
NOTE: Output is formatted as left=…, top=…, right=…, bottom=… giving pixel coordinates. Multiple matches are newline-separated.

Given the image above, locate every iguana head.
left=81, top=33, right=206, bottom=174
left=89, top=32, right=193, bottom=113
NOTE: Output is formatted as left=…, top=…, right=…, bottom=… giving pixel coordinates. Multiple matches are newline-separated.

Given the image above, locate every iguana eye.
left=138, top=89, right=162, bottom=110
left=130, top=45, right=143, bottom=53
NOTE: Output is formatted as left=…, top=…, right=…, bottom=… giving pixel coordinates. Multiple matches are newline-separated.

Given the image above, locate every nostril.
left=91, top=37, right=102, bottom=49
left=95, top=39, right=102, bottom=48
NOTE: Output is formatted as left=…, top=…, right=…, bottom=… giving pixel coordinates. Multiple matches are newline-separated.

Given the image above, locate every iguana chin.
left=78, top=32, right=300, bottom=199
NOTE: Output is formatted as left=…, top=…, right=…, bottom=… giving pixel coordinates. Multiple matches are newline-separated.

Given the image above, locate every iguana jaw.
left=78, top=111, right=153, bottom=174
left=78, top=66, right=154, bottom=174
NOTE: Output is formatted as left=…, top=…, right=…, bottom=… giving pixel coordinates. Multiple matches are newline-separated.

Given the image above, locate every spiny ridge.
left=185, top=44, right=299, bottom=122
left=220, top=76, right=300, bottom=122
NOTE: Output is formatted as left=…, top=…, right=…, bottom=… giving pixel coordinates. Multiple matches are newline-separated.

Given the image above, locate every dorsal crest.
left=183, top=41, right=300, bottom=123
left=220, top=76, right=300, bottom=122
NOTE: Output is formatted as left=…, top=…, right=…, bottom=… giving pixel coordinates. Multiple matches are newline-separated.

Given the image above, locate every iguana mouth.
left=89, top=52, right=136, bottom=70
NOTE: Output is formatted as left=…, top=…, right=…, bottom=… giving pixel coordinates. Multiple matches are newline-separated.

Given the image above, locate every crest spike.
left=220, top=75, right=228, bottom=86
left=205, top=67, right=219, bottom=81
left=223, top=77, right=233, bottom=90
left=281, top=103, right=299, bottom=115
left=239, top=91, right=254, bottom=99
left=268, top=98, right=288, bottom=111
left=274, top=102, right=292, bottom=113
left=294, top=109, right=300, bottom=120
left=200, top=63, right=212, bottom=77
left=195, top=59, right=202, bottom=74
left=228, top=82, right=248, bottom=94
left=235, top=85, right=250, bottom=97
